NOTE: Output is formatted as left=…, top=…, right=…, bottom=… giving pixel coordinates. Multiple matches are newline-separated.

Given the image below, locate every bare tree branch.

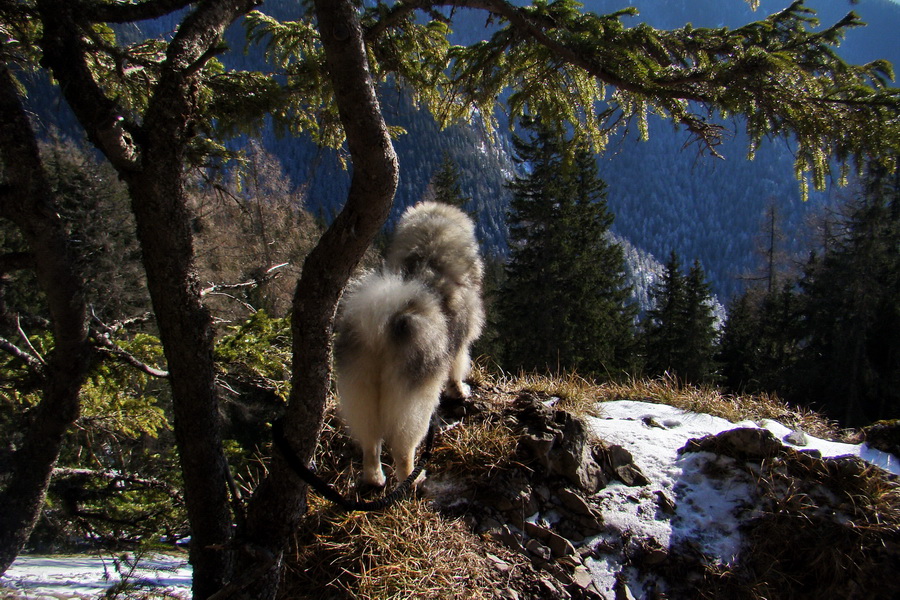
left=200, top=263, right=289, bottom=299
left=92, top=332, right=170, bottom=378
left=0, top=335, right=44, bottom=373
left=16, top=315, right=45, bottom=367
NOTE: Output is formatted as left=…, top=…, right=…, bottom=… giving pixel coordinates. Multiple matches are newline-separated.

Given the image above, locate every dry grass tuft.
left=432, top=414, right=518, bottom=480
left=594, top=374, right=840, bottom=440
left=474, top=368, right=838, bottom=440
left=280, top=497, right=511, bottom=600
left=477, top=367, right=604, bottom=417
left=708, top=452, right=900, bottom=600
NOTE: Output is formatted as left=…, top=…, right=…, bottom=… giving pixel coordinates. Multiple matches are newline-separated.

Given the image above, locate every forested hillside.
left=247, top=0, right=900, bottom=300
left=586, top=0, right=900, bottom=300
left=22, top=0, right=899, bottom=301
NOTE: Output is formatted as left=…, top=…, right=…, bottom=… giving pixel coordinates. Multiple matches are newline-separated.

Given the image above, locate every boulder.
left=512, top=393, right=607, bottom=494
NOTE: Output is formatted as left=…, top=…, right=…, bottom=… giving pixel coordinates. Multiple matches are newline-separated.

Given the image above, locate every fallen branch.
left=200, top=263, right=290, bottom=298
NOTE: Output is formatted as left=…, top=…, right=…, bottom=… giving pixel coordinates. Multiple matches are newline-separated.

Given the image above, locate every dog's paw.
left=361, top=468, right=387, bottom=488
left=444, top=380, right=471, bottom=400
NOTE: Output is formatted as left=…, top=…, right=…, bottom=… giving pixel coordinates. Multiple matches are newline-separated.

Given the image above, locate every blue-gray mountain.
left=25, top=0, right=899, bottom=306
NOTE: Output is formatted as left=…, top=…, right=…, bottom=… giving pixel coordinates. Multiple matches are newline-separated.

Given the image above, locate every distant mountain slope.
left=582, top=0, right=900, bottom=300
left=24, top=0, right=899, bottom=304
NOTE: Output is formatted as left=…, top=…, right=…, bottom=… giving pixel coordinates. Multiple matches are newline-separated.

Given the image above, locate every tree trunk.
left=0, top=64, right=93, bottom=575
left=34, top=2, right=259, bottom=596
left=124, top=159, right=235, bottom=599
left=232, top=1, right=399, bottom=597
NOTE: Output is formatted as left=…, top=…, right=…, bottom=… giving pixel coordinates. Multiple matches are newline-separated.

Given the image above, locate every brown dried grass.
left=473, top=366, right=839, bottom=440
left=594, top=374, right=840, bottom=440
left=279, top=497, right=514, bottom=600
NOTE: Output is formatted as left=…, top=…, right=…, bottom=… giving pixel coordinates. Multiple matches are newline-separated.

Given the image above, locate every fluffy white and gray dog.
left=334, top=201, right=484, bottom=487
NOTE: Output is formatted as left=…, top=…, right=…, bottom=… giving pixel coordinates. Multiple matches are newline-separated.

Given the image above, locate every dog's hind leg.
left=359, top=435, right=387, bottom=488
left=383, top=384, right=441, bottom=484
left=337, top=370, right=388, bottom=488
left=391, top=444, right=416, bottom=484
left=444, top=346, right=472, bottom=399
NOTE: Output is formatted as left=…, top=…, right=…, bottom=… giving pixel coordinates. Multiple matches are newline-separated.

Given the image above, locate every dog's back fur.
left=334, top=202, right=484, bottom=486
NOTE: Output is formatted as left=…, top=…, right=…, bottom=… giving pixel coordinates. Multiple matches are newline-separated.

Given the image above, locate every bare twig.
left=16, top=314, right=46, bottom=367
left=200, top=262, right=290, bottom=298
left=0, top=334, right=45, bottom=373
left=92, top=330, right=170, bottom=378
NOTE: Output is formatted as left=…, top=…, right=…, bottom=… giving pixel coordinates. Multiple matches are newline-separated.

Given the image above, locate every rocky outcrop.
left=426, top=391, right=651, bottom=599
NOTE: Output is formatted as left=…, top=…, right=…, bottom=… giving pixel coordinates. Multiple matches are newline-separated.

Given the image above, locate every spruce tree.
left=718, top=292, right=760, bottom=392
left=642, top=251, right=687, bottom=378
left=496, top=118, right=635, bottom=376
left=681, top=260, right=719, bottom=383
left=642, top=253, right=718, bottom=383
left=794, top=165, right=900, bottom=425
left=429, top=152, right=471, bottom=210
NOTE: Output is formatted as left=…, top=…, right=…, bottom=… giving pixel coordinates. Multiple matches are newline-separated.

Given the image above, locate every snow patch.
left=584, top=400, right=900, bottom=598
left=1, top=553, right=191, bottom=599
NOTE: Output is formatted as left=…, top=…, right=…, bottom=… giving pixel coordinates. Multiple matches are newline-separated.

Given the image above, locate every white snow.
left=584, top=400, right=900, bottom=599
left=1, top=553, right=191, bottom=599
left=2, top=400, right=896, bottom=600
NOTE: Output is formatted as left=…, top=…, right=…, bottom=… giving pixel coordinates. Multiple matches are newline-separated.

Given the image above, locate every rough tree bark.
left=0, top=63, right=93, bottom=575
left=34, top=1, right=260, bottom=596
left=230, top=1, right=399, bottom=598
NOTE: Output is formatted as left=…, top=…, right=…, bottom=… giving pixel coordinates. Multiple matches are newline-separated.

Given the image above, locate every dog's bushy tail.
left=334, top=270, right=450, bottom=383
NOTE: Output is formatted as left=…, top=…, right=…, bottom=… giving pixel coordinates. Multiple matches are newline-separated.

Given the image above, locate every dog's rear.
left=335, top=202, right=484, bottom=486
left=334, top=271, right=450, bottom=486
left=385, top=202, right=485, bottom=398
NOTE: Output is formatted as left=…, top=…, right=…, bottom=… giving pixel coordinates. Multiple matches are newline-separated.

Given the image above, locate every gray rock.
left=614, top=464, right=650, bottom=487
left=614, top=576, right=638, bottom=600
left=491, top=525, right=524, bottom=551
left=680, top=427, right=784, bottom=461
left=603, top=444, right=636, bottom=470
left=524, top=521, right=552, bottom=542
left=556, top=487, right=595, bottom=517
left=526, top=538, right=552, bottom=561
left=513, top=394, right=607, bottom=494
left=547, top=531, right=577, bottom=558
left=784, top=430, right=809, bottom=446
left=641, top=416, right=665, bottom=429
left=537, top=577, right=569, bottom=598
left=575, top=513, right=604, bottom=537
left=486, top=552, right=512, bottom=574
left=653, top=490, right=676, bottom=515
left=595, top=444, right=650, bottom=487
left=571, top=564, right=594, bottom=589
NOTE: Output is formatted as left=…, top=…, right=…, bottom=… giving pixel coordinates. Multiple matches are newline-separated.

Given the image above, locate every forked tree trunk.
left=0, top=65, right=93, bottom=576
left=34, top=1, right=259, bottom=596
left=231, top=2, right=399, bottom=598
